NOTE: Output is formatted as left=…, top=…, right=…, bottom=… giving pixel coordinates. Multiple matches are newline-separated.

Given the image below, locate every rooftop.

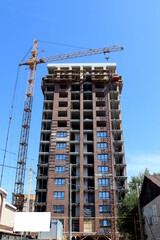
left=145, top=175, right=160, bottom=188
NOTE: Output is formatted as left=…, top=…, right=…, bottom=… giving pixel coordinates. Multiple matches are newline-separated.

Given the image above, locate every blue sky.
left=0, top=0, right=160, bottom=202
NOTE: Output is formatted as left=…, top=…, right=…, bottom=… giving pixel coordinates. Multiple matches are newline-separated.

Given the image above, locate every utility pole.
left=136, top=183, right=144, bottom=240
left=27, top=166, right=32, bottom=212
left=69, top=164, right=72, bottom=240
left=23, top=166, right=32, bottom=240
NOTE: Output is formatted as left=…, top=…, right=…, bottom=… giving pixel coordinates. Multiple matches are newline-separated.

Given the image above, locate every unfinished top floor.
left=42, top=63, right=123, bottom=93
left=47, top=63, right=117, bottom=73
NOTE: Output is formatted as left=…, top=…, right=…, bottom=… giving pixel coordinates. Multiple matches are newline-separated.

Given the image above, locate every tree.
left=117, top=189, right=140, bottom=239
left=117, top=168, right=149, bottom=240
left=128, top=168, right=149, bottom=192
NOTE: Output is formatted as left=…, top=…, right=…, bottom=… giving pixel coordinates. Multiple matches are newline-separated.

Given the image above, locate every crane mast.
left=12, top=40, right=38, bottom=211
left=12, top=40, right=123, bottom=211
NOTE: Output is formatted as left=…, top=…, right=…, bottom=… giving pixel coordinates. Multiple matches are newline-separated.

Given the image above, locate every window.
left=99, top=220, right=111, bottom=228
left=95, top=83, right=104, bottom=89
left=58, top=121, right=67, bottom=127
left=47, top=85, right=54, bottom=91
left=98, top=178, right=109, bottom=187
left=99, top=205, right=110, bottom=214
left=59, top=101, right=68, bottom=107
left=97, top=121, right=106, bottom=127
left=97, top=142, right=107, bottom=149
left=55, top=166, right=65, bottom=174
left=84, top=206, right=95, bottom=217
left=97, top=132, right=107, bottom=138
left=57, top=132, right=67, bottom=138
left=54, top=191, right=65, bottom=200
left=96, top=111, right=106, bottom=117
left=53, top=205, right=64, bottom=213
left=96, top=92, right=104, bottom=97
left=55, top=178, right=65, bottom=186
left=98, top=166, right=108, bottom=174
left=60, top=84, right=67, bottom=89
left=56, top=154, right=66, bottom=161
left=98, top=154, right=108, bottom=161
left=152, top=205, right=158, bottom=224
left=96, top=101, right=105, bottom=107
left=58, top=111, right=67, bottom=117
left=99, top=191, right=109, bottom=200
left=72, top=84, right=80, bottom=91
left=57, top=142, right=66, bottom=149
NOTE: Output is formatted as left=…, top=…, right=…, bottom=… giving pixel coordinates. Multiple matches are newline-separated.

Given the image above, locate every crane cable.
left=38, top=39, right=89, bottom=50
left=0, top=45, right=33, bottom=187
left=0, top=67, right=20, bottom=187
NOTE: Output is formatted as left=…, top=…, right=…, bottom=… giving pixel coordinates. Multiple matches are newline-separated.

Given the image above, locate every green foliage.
left=117, top=168, right=149, bottom=239
left=128, top=168, right=149, bottom=192
left=117, top=168, right=160, bottom=239
left=152, top=172, right=160, bottom=176
left=117, top=192, right=140, bottom=240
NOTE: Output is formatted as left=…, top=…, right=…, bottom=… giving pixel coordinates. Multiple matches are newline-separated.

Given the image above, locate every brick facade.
left=35, top=63, right=127, bottom=240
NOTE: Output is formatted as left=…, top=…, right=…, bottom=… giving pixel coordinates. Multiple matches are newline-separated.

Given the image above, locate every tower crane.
left=12, top=39, right=124, bottom=211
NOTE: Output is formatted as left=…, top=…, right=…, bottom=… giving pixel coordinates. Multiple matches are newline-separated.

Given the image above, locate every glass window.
left=57, top=142, right=66, bottom=149
left=99, top=205, right=110, bottom=213
left=97, top=132, right=107, bottom=138
left=57, top=132, right=67, bottom=138
left=55, top=178, right=65, bottom=186
left=99, top=191, right=109, bottom=200
left=55, top=166, right=65, bottom=174
left=98, top=166, right=108, bottom=174
left=53, top=205, right=64, bottom=213
left=99, top=220, right=111, bottom=228
left=56, top=154, right=66, bottom=161
left=97, top=142, right=107, bottom=149
left=152, top=205, right=158, bottom=224
left=98, top=154, right=108, bottom=161
left=98, top=178, right=109, bottom=187
left=54, top=191, right=65, bottom=200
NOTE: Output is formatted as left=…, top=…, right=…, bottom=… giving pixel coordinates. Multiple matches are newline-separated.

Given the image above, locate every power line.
left=0, top=147, right=36, bottom=161
left=0, top=44, right=36, bottom=188
left=0, top=66, right=20, bottom=187
left=0, top=163, right=36, bottom=175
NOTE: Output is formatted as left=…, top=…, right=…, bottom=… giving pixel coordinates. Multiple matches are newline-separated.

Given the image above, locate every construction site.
left=0, top=41, right=127, bottom=240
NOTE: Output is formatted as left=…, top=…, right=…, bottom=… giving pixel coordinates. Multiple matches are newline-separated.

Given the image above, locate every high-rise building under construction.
left=35, top=63, right=127, bottom=240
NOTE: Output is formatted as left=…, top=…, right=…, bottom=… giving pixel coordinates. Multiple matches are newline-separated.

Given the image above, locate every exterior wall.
left=0, top=188, right=16, bottom=233
left=143, top=195, right=160, bottom=239
left=35, top=63, right=127, bottom=239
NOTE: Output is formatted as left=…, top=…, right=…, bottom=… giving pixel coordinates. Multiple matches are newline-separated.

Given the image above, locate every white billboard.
left=14, top=212, right=51, bottom=232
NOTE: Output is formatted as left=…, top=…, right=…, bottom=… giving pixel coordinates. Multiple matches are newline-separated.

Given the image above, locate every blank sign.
left=14, top=212, right=51, bottom=232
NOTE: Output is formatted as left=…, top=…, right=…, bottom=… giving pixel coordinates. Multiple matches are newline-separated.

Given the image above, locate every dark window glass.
left=53, top=205, right=64, bottom=213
